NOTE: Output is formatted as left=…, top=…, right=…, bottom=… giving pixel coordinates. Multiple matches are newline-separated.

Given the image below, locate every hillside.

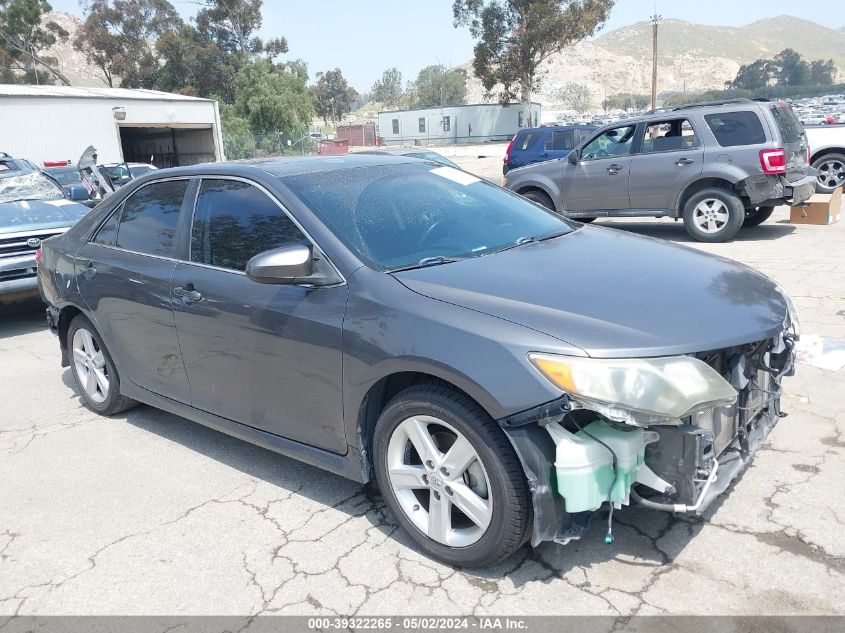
left=464, top=15, right=845, bottom=110
left=41, top=11, right=105, bottom=87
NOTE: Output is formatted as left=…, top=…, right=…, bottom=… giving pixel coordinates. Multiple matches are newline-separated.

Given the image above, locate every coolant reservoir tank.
left=546, top=420, right=646, bottom=513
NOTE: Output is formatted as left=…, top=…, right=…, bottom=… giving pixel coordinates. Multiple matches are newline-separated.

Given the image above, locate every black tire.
left=67, top=314, right=137, bottom=415
left=373, top=385, right=531, bottom=567
left=522, top=189, right=555, bottom=211
left=682, top=187, right=745, bottom=242
left=811, top=152, right=845, bottom=194
left=742, top=205, right=775, bottom=228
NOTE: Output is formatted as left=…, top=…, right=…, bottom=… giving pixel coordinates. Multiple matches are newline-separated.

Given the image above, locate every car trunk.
left=769, top=103, right=809, bottom=182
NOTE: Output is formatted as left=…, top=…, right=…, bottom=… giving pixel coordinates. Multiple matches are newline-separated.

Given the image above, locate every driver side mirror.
left=567, top=151, right=579, bottom=164
left=246, top=243, right=313, bottom=284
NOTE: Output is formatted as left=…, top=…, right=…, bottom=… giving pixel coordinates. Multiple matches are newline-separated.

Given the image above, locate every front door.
left=75, top=178, right=192, bottom=402
left=628, top=118, right=704, bottom=211
left=170, top=178, right=348, bottom=454
left=561, top=124, right=637, bottom=213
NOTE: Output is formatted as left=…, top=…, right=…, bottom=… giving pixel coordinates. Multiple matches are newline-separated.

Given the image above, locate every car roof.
left=130, top=154, right=424, bottom=180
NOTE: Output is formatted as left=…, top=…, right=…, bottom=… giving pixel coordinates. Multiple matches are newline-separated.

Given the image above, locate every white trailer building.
left=0, top=84, right=225, bottom=167
left=377, top=102, right=541, bottom=146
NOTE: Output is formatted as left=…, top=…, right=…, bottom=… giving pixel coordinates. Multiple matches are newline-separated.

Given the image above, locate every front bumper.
left=0, top=275, right=39, bottom=303
left=500, top=333, right=796, bottom=546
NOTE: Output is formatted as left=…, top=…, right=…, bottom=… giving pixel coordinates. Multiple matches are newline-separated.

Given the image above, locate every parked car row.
left=504, top=99, right=816, bottom=242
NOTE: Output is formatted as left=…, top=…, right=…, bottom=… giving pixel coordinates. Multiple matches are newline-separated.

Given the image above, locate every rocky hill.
left=41, top=11, right=105, bottom=87
left=463, top=15, right=845, bottom=109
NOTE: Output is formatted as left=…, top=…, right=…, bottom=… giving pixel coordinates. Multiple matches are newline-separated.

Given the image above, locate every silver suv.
left=505, top=99, right=816, bottom=242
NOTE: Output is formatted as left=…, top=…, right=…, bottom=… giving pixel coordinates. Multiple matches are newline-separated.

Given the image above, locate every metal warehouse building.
left=0, top=84, right=225, bottom=167
left=377, top=102, right=541, bottom=145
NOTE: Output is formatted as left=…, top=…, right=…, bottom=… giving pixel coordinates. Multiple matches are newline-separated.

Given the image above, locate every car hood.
left=392, top=226, right=790, bottom=358
left=0, top=199, right=90, bottom=234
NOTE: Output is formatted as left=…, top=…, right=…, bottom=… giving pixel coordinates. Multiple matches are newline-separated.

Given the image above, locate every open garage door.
left=119, top=126, right=217, bottom=168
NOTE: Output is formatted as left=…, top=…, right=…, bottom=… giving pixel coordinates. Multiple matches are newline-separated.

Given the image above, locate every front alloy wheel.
left=386, top=415, right=493, bottom=547
left=373, top=385, right=531, bottom=567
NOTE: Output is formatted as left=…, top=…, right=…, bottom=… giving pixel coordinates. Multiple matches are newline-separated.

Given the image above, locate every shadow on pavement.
left=593, top=219, right=796, bottom=243
left=0, top=297, right=48, bottom=341
left=59, top=365, right=701, bottom=582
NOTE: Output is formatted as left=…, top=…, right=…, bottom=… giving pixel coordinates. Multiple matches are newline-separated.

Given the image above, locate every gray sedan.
left=38, top=155, right=798, bottom=567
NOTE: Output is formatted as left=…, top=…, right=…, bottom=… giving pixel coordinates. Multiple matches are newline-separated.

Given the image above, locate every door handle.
left=607, top=163, right=623, bottom=175
left=675, top=158, right=695, bottom=166
left=174, top=284, right=203, bottom=303
left=83, top=261, right=97, bottom=280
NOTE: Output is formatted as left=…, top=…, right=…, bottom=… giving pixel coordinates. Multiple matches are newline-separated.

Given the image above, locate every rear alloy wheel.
left=682, top=188, right=744, bottom=242
left=742, top=205, right=775, bottom=228
left=812, top=153, right=845, bottom=194
left=67, top=315, right=137, bottom=415
left=373, top=385, right=530, bottom=567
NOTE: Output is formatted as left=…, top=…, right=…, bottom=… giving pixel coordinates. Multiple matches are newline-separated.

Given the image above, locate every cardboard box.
left=790, top=187, right=841, bottom=225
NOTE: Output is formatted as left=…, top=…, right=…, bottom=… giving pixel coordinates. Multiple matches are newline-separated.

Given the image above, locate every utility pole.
left=650, top=13, right=662, bottom=110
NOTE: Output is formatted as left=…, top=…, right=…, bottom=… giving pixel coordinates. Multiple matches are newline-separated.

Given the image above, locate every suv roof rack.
left=645, top=98, right=766, bottom=116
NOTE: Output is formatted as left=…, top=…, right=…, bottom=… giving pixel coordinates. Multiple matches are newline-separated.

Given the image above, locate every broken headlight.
left=528, top=353, right=738, bottom=423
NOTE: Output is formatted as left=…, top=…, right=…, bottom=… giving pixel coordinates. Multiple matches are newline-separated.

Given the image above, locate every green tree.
left=810, top=59, right=836, bottom=86
left=371, top=67, right=403, bottom=108
left=234, top=59, right=314, bottom=137
left=0, top=0, right=69, bottom=84
left=730, top=58, right=773, bottom=90
left=772, top=48, right=810, bottom=87
left=195, top=0, right=285, bottom=57
left=412, top=64, right=467, bottom=108
left=453, top=0, right=614, bottom=127
left=553, top=81, right=593, bottom=112
left=154, top=23, right=240, bottom=101
left=220, top=103, right=255, bottom=159
left=310, top=68, right=358, bottom=125
left=74, top=0, right=182, bottom=88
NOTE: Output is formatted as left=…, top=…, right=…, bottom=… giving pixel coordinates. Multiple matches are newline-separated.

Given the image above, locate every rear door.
left=767, top=103, right=810, bottom=183
left=628, top=118, right=704, bottom=211
left=560, top=123, right=637, bottom=213
left=507, top=129, right=544, bottom=170
left=75, top=178, right=192, bottom=402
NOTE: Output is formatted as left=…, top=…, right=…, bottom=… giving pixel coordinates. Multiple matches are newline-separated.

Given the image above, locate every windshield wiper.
left=487, top=230, right=570, bottom=256
left=389, top=256, right=464, bottom=272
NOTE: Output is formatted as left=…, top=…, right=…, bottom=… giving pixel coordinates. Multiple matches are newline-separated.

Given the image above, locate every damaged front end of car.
left=500, top=324, right=798, bottom=548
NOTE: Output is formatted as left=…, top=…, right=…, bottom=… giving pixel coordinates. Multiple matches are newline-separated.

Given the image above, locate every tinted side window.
left=191, top=179, right=306, bottom=272
left=545, top=130, right=576, bottom=151
left=116, top=180, right=188, bottom=256
left=769, top=105, right=804, bottom=144
left=515, top=131, right=540, bottom=151
left=93, top=208, right=119, bottom=246
left=704, top=111, right=766, bottom=147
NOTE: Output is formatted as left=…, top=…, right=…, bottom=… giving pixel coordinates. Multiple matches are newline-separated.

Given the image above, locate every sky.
left=47, top=0, right=843, bottom=91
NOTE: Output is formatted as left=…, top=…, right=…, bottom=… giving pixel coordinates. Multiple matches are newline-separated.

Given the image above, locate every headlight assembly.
left=528, top=353, right=737, bottom=422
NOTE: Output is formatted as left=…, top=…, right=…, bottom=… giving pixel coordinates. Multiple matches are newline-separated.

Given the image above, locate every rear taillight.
left=35, top=248, right=42, bottom=264
left=504, top=135, right=516, bottom=164
left=760, top=148, right=787, bottom=174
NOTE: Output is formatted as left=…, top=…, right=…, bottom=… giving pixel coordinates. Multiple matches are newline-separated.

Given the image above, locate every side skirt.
left=120, top=382, right=367, bottom=483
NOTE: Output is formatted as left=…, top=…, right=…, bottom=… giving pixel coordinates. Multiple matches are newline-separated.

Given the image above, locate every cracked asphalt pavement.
left=1, top=158, right=844, bottom=615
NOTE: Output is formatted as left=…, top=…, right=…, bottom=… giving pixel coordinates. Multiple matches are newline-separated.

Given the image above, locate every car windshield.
left=0, top=171, right=66, bottom=204
left=281, top=163, right=575, bottom=271
left=409, top=152, right=458, bottom=168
